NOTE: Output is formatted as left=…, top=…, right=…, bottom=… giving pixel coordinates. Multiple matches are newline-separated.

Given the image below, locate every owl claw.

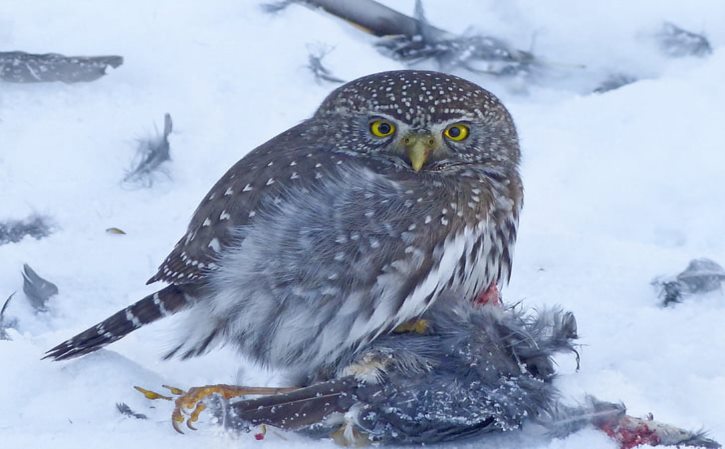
left=137, top=383, right=297, bottom=434
left=134, top=385, right=174, bottom=401
left=393, top=318, right=429, bottom=334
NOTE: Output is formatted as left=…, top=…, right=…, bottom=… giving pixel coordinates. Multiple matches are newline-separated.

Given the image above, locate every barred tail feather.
left=44, top=285, right=191, bottom=361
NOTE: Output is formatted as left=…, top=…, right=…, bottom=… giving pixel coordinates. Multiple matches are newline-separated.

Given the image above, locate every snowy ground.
left=1, top=1, right=724, bottom=448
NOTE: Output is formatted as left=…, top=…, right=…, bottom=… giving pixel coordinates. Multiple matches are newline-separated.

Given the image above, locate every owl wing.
left=147, top=123, right=326, bottom=285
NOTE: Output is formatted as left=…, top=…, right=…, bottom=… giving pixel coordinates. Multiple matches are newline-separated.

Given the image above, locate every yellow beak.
left=404, top=134, right=435, bottom=172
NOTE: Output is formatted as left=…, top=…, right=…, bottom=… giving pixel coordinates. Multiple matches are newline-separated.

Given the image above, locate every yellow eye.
left=444, top=124, right=470, bottom=141
left=370, top=119, right=396, bottom=138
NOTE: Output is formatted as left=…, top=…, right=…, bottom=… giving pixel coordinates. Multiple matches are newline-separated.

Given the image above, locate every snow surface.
left=1, top=1, right=724, bottom=448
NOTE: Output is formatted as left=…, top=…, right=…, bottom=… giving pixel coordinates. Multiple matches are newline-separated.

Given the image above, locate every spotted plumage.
left=46, top=70, right=523, bottom=376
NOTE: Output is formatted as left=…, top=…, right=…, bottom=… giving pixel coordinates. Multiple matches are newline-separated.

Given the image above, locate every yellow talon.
left=134, top=386, right=173, bottom=401
left=172, top=408, right=186, bottom=434
left=137, top=383, right=297, bottom=434
left=187, top=401, right=206, bottom=430
left=393, top=318, right=429, bottom=334
left=162, top=385, right=186, bottom=395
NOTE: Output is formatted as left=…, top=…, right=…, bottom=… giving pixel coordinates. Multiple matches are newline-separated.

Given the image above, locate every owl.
left=46, top=70, right=523, bottom=378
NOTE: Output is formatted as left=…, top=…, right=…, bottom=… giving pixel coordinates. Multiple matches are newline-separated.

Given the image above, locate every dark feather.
left=0, top=51, right=122, bottom=83
left=44, top=284, right=193, bottom=361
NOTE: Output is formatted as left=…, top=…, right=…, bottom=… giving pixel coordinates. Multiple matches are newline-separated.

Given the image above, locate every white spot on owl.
left=208, top=238, right=221, bottom=252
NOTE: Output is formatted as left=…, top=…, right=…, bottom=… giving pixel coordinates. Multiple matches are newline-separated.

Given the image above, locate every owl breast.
left=172, top=160, right=520, bottom=372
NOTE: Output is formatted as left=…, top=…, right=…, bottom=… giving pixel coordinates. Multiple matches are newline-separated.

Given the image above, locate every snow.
left=1, top=1, right=724, bottom=448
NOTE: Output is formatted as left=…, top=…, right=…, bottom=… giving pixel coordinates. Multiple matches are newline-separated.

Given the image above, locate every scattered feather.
left=652, top=258, right=725, bottom=307
left=105, top=227, right=127, bottom=235
left=22, top=264, right=59, bottom=313
left=306, top=45, right=345, bottom=84
left=123, top=113, right=173, bottom=187
left=116, top=403, right=148, bottom=420
left=260, top=0, right=294, bottom=14
left=0, top=215, right=54, bottom=246
left=287, top=0, right=536, bottom=77
left=657, top=22, right=712, bottom=58
left=593, top=74, right=638, bottom=94
left=0, top=51, right=123, bottom=83
left=0, top=293, right=16, bottom=341
left=375, top=0, right=535, bottom=76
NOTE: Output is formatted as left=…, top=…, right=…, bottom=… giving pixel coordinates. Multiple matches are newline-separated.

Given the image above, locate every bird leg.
left=135, top=384, right=297, bottom=434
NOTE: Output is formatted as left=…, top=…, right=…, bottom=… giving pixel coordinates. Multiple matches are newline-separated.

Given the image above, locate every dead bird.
left=137, top=295, right=718, bottom=447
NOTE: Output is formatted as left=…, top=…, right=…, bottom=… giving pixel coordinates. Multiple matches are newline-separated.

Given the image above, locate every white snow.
left=1, top=1, right=724, bottom=448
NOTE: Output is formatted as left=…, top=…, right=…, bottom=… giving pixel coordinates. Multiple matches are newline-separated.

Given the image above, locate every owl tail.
left=43, top=284, right=191, bottom=361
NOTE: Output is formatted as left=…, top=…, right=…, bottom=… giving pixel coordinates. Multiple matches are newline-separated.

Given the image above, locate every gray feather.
left=0, top=51, right=122, bottom=83
left=658, top=22, right=712, bottom=58
left=306, top=45, right=345, bottom=84
left=22, top=264, right=59, bottom=312
left=0, top=215, right=53, bottom=246
left=123, top=114, right=173, bottom=186
left=0, top=293, right=16, bottom=341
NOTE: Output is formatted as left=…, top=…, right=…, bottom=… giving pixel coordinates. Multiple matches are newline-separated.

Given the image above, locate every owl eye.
left=444, top=123, right=470, bottom=141
left=370, top=119, right=396, bottom=138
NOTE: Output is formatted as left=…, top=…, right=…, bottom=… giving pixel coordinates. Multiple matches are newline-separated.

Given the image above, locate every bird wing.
left=147, top=123, right=321, bottom=285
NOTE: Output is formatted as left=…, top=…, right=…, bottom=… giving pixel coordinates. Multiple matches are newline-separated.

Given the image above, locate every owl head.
left=314, top=70, right=520, bottom=174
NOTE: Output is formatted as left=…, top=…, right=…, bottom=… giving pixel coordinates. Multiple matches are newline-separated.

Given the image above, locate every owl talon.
left=162, top=384, right=186, bottom=395
left=133, top=385, right=173, bottom=401
left=171, top=408, right=186, bottom=434
left=186, top=401, right=206, bottom=430
left=138, top=383, right=297, bottom=434
left=393, top=318, right=429, bottom=334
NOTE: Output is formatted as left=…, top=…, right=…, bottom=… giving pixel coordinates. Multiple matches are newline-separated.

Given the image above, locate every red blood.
left=254, top=432, right=265, bottom=441
left=598, top=418, right=661, bottom=449
left=474, top=284, right=501, bottom=306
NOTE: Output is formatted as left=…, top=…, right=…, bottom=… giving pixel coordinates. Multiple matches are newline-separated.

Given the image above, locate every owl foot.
left=135, top=384, right=296, bottom=434
left=393, top=318, right=429, bottom=334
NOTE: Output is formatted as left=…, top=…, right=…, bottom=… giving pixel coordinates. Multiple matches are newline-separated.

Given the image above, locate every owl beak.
left=404, top=134, right=435, bottom=172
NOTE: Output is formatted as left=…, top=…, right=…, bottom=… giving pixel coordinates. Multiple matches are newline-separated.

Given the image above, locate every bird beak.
left=404, top=134, right=435, bottom=172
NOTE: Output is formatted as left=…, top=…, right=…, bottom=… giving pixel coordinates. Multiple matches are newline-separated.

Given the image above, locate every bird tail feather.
left=44, top=284, right=191, bottom=361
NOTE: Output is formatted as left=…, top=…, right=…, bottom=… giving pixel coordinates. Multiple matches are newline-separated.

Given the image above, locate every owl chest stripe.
left=392, top=225, right=484, bottom=328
